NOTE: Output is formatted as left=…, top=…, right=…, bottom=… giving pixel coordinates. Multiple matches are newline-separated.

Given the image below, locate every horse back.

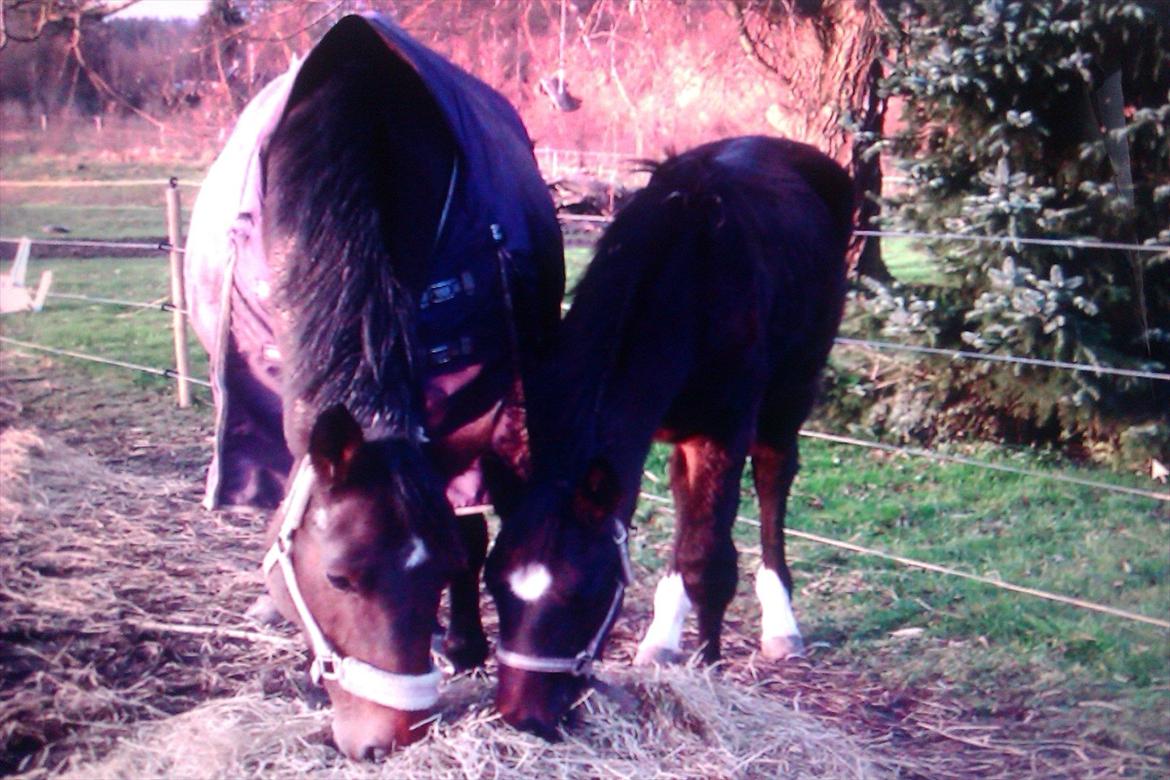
left=190, top=14, right=563, bottom=510
left=644, top=136, right=850, bottom=363
left=646, top=137, right=853, bottom=439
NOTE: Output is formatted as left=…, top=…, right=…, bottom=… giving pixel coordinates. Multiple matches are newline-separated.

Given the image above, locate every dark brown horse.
left=483, top=136, right=852, bottom=738
left=188, top=14, right=562, bottom=759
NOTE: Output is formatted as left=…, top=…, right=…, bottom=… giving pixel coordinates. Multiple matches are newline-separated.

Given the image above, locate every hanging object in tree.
left=539, top=0, right=581, bottom=112
left=539, top=73, right=581, bottom=112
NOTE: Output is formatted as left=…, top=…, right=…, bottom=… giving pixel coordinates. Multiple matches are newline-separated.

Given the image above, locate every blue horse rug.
left=184, top=14, right=563, bottom=511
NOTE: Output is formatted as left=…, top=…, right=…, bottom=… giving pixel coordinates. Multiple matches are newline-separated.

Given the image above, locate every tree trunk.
left=731, top=0, right=891, bottom=280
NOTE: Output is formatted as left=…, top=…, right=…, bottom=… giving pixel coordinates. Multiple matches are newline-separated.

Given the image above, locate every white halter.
left=495, top=519, right=633, bottom=677
left=263, top=458, right=441, bottom=711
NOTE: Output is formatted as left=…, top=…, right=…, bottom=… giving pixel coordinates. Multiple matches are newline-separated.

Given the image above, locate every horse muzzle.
left=330, top=693, right=434, bottom=760
left=494, top=663, right=586, bottom=741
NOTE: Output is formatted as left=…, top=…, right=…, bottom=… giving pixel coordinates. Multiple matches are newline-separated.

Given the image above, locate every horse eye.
left=326, top=573, right=354, bottom=592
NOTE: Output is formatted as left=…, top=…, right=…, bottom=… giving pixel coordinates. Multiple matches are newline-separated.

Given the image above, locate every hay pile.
left=66, top=666, right=879, bottom=780
left=0, top=426, right=302, bottom=777
left=1, top=424, right=883, bottom=779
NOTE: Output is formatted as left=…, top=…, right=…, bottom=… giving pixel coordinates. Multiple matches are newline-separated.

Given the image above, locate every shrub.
left=842, top=0, right=1170, bottom=467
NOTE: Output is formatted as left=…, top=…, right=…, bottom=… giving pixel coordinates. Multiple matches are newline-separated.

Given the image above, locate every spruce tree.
left=856, top=0, right=1169, bottom=464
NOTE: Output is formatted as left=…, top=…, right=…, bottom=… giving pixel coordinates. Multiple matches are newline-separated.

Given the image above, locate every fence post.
left=166, top=178, right=192, bottom=408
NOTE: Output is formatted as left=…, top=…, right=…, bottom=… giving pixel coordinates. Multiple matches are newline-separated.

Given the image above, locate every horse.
left=184, top=14, right=563, bottom=759
left=481, top=135, right=852, bottom=738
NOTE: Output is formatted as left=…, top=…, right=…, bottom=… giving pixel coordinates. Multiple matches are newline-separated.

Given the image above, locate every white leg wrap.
left=755, top=566, right=801, bottom=641
left=637, top=573, right=691, bottom=658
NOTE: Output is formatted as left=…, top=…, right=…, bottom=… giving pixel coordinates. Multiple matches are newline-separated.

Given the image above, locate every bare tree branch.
left=65, top=11, right=166, bottom=127
left=1, top=0, right=140, bottom=49
left=728, top=0, right=786, bottom=81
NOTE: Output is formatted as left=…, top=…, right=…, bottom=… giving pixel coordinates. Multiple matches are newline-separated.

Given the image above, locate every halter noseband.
left=495, top=519, right=634, bottom=677
left=262, top=458, right=441, bottom=711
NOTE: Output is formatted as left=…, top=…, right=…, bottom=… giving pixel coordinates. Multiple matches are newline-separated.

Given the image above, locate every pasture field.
left=0, top=159, right=205, bottom=243
left=1, top=157, right=1167, bottom=777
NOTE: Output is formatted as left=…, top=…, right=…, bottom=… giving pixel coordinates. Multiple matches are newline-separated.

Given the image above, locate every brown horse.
left=483, top=136, right=852, bottom=738
left=189, top=14, right=562, bottom=759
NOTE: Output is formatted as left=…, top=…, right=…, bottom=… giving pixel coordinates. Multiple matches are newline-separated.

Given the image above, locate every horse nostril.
left=362, top=745, right=389, bottom=762
left=514, top=715, right=562, bottom=743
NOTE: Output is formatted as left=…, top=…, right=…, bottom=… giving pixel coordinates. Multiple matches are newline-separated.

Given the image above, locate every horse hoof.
left=245, top=594, right=282, bottom=626
left=633, top=644, right=686, bottom=666
left=760, top=635, right=805, bottom=661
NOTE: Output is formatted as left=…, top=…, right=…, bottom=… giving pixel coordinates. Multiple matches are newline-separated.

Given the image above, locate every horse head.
left=484, top=456, right=632, bottom=739
left=264, top=405, right=464, bottom=759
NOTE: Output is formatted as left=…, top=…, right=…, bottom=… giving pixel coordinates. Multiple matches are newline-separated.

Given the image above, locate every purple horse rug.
left=184, top=14, right=563, bottom=512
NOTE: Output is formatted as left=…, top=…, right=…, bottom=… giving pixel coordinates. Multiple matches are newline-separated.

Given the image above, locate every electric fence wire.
left=635, top=491, right=1170, bottom=630
left=0, top=236, right=182, bottom=253
left=44, top=292, right=188, bottom=316
left=0, top=336, right=211, bottom=389
left=833, top=337, right=1170, bottom=382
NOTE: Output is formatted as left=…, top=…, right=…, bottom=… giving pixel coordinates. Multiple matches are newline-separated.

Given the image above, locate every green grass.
left=2, top=257, right=210, bottom=391
left=1, top=200, right=174, bottom=241
left=564, top=245, right=593, bottom=291
left=1, top=157, right=207, bottom=388
left=0, top=153, right=206, bottom=183
left=881, top=237, right=942, bottom=284
left=632, top=438, right=1168, bottom=752
left=1, top=156, right=202, bottom=239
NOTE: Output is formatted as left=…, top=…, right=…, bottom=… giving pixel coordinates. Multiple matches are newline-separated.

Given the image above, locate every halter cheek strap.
left=495, top=519, right=633, bottom=678
left=263, top=458, right=442, bottom=711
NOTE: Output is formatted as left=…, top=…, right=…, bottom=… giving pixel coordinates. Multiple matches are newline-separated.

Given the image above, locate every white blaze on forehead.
left=637, top=573, right=692, bottom=654
left=508, top=563, right=553, bottom=602
left=403, top=535, right=429, bottom=570
left=755, top=566, right=801, bottom=640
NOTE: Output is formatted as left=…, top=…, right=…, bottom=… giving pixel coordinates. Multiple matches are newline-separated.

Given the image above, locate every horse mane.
left=265, top=30, right=452, bottom=436
left=527, top=155, right=709, bottom=473
left=529, top=136, right=853, bottom=476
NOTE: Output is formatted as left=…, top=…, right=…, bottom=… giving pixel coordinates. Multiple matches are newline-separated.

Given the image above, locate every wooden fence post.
left=166, top=178, right=192, bottom=408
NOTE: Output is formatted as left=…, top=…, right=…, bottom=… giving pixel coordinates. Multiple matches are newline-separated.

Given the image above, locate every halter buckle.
left=420, top=271, right=475, bottom=308
left=312, top=653, right=341, bottom=684
left=428, top=336, right=474, bottom=367
left=571, top=651, right=594, bottom=677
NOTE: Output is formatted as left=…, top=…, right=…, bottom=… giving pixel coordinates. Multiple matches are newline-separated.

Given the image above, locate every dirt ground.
left=1, top=351, right=1162, bottom=779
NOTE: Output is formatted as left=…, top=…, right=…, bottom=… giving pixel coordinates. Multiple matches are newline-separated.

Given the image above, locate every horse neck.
left=531, top=227, right=701, bottom=491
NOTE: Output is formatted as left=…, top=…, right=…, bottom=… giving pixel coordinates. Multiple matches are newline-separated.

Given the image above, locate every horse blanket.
left=184, top=13, right=563, bottom=511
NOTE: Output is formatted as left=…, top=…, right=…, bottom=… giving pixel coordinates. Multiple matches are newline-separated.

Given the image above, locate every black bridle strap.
left=495, top=519, right=632, bottom=677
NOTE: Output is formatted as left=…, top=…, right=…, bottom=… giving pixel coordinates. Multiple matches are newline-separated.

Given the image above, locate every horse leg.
left=636, top=436, right=745, bottom=665
left=750, top=434, right=804, bottom=660
left=442, top=512, right=490, bottom=671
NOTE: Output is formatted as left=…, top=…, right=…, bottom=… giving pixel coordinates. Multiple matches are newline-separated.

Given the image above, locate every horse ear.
left=481, top=453, right=525, bottom=519
left=572, top=457, right=621, bottom=528
left=308, top=404, right=364, bottom=486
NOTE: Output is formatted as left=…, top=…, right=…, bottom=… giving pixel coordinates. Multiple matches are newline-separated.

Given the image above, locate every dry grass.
left=66, top=667, right=881, bottom=780
left=2, top=359, right=1162, bottom=779
left=0, top=423, right=302, bottom=778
